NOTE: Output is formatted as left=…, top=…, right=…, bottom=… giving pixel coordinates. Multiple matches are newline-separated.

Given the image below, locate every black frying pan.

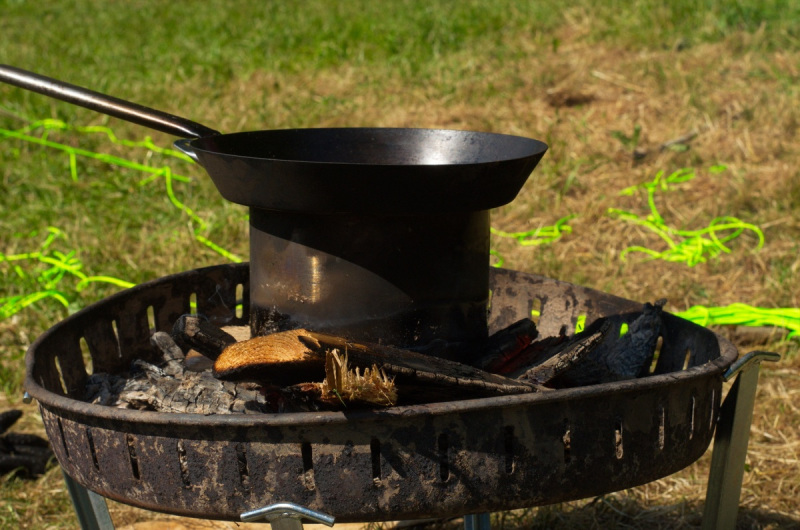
left=0, top=65, right=547, bottom=213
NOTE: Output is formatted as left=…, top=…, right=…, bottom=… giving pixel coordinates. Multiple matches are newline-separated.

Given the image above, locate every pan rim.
left=183, top=127, right=549, bottom=167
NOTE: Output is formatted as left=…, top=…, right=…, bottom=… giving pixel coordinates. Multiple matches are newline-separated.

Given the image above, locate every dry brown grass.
left=2, top=16, right=799, bottom=530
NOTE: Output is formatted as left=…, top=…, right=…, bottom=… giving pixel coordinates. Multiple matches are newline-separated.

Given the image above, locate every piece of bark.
left=214, top=329, right=323, bottom=386
left=172, top=314, right=237, bottom=360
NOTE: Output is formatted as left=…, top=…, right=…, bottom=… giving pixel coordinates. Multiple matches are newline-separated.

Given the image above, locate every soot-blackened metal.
left=25, top=264, right=737, bottom=522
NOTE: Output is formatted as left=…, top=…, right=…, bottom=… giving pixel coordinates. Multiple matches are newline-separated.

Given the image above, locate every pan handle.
left=0, top=64, right=220, bottom=139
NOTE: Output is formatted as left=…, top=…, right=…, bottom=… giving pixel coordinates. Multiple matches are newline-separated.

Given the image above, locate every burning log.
left=473, top=319, right=539, bottom=372
left=548, top=300, right=665, bottom=387
left=515, top=319, right=613, bottom=385
left=474, top=301, right=665, bottom=387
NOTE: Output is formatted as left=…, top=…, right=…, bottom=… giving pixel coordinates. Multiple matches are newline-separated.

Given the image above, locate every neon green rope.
left=0, top=120, right=241, bottom=262
left=490, top=214, right=575, bottom=268
left=610, top=166, right=764, bottom=266
left=491, top=214, right=575, bottom=246
left=676, top=304, right=800, bottom=339
left=0, top=227, right=135, bottom=319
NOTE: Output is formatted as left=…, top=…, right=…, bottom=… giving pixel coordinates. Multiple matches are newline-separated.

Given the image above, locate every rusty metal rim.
left=24, top=264, right=739, bottom=430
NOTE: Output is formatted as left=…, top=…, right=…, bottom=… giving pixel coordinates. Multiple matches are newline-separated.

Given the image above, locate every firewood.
left=473, top=319, right=539, bottom=372
left=303, top=331, right=543, bottom=402
left=172, top=314, right=237, bottom=360
left=208, top=327, right=541, bottom=402
left=516, top=319, right=611, bottom=385
left=548, top=300, right=665, bottom=387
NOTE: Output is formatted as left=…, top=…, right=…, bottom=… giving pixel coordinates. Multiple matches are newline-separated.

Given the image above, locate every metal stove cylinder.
left=249, top=207, right=490, bottom=348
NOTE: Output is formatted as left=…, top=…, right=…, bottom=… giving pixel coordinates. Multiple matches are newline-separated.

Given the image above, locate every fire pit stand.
left=23, top=264, right=778, bottom=529
left=53, top=349, right=777, bottom=530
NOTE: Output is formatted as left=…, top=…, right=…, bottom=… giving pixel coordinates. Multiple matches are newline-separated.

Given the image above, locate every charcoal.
left=550, top=300, right=665, bottom=387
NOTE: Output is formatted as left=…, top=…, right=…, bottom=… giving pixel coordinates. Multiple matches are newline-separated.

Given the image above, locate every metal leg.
left=62, top=470, right=116, bottom=530
left=463, top=513, right=492, bottom=530
left=702, top=351, right=780, bottom=530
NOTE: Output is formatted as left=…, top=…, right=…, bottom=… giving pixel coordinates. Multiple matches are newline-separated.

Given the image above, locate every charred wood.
left=211, top=328, right=541, bottom=403
left=549, top=300, right=665, bottom=387
left=516, top=319, right=612, bottom=385
left=172, top=314, right=236, bottom=360
left=303, top=331, right=542, bottom=403
left=0, top=409, right=53, bottom=478
left=474, top=319, right=539, bottom=372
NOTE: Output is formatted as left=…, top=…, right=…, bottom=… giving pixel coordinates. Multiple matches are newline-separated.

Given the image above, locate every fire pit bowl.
left=25, top=263, right=737, bottom=523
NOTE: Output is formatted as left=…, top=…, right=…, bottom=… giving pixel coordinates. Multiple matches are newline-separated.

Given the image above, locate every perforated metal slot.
left=683, top=347, right=693, bottom=370
left=110, top=319, right=122, bottom=359
left=79, top=337, right=92, bottom=375
left=504, top=426, right=515, bottom=474
left=235, top=284, right=244, bottom=319
left=301, top=441, right=315, bottom=490
left=53, top=357, right=68, bottom=395
left=235, top=443, right=249, bottom=487
left=86, top=428, right=99, bottom=471
left=438, top=433, right=450, bottom=481
left=126, top=434, right=140, bottom=480
left=562, top=423, right=572, bottom=464
left=370, top=438, right=381, bottom=482
left=176, top=440, right=190, bottom=487
left=146, top=305, right=156, bottom=332
left=649, top=336, right=663, bottom=374
left=189, top=292, right=198, bottom=314
left=56, top=417, right=70, bottom=459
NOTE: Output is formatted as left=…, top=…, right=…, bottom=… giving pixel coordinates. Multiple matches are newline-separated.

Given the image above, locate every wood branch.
left=172, top=314, right=237, bottom=360
left=303, top=331, right=543, bottom=402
